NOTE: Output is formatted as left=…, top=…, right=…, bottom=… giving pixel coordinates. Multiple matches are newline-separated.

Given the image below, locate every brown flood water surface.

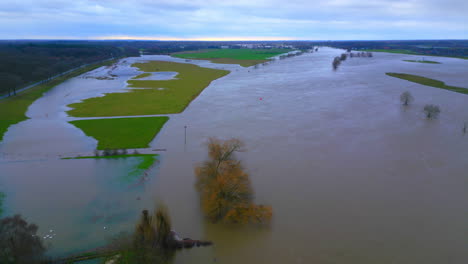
left=0, top=48, right=467, bottom=263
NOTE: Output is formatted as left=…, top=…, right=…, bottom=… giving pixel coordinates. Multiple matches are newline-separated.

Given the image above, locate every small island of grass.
left=403, top=60, right=441, bottom=64
left=386, top=73, right=468, bottom=95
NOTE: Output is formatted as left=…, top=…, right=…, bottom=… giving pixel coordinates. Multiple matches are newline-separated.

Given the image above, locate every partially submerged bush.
left=400, top=91, right=414, bottom=106
left=423, top=104, right=441, bottom=119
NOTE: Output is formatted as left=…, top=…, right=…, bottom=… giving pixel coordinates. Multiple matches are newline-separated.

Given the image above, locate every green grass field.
left=403, top=60, right=441, bottom=64
left=69, top=116, right=169, bottom=149
left=0, top=60, right=117, bottom=141
left=172, top=48, right=291, bottom=67
left=67, top=61, right=229, bottom=117
left=386, top=73, right=468, bottom=95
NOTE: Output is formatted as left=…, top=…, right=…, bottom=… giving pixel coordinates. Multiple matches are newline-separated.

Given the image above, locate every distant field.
left=69, top=116, right=169, bottom=149
left=67, top=61, right=229, bottom=117
left=172, top=48, right=291, bottom=67
left=0, top=59, right=117, bottom=142
left=386, top=73, right=468, bottom=95
left=366, top=49, right=468, bottom=60
left=365, top=49, right=419, bottom=55
left=403, top=60, right=441, bottom=64
left=132, top=72, right=151, bottom=79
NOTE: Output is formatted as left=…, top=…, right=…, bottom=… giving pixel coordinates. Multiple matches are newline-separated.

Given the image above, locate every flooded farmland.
left=1, top=48, right=467, bottom=263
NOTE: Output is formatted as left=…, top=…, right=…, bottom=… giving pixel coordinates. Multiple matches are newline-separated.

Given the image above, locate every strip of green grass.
left=172, top=48, right=291, bottom=67
left=403, top=60, right=441, bottom=64
left=67, top=61, right=229, bottom=117
left=69, top=117, right=169, bottom=150
left=132, top=72, right=151, bottom=79
left=0, top=59, right=118, bottom=141
left=386, top=73, right=468, bottom=95
left=62, top=154, right=157, bottom=159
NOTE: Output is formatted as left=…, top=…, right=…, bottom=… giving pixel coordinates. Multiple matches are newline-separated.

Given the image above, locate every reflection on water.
left=1, top=48, right=467, bottom=263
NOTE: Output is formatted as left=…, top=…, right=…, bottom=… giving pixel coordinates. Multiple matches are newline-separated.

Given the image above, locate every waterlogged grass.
left=0, top=60, right=117, bottom=141
left=62, top=154, right=158, bottom=160
left=386, top=73, right=468, bottom=95
left=69, top=117, right=169, bottom=150
left=403, top=60, right=441, bottom=64
left=173, top=48, right=291, bottom=67
left=67, top=61, right=229, bottom=117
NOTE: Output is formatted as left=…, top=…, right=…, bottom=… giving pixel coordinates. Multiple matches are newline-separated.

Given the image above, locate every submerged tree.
left=340, top=53, right=347, bottom=61
left=332, top=57, right=341, bottom=71
left=400, top=91, right=414, bottom=106
left=423, top=104, right=441, bottom=119
left=133, top=205, right=175, bottom=263
left=0, top=215, right=46, bottom=264
left=195, top=138, right=272, bottom=224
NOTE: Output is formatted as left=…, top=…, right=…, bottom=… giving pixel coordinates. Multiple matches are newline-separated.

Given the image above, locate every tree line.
left=0, top=41, right=140, bottom=96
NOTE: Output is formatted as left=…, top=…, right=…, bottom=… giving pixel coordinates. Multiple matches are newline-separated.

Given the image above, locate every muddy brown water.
left=0, top=48, right=467, bottom=263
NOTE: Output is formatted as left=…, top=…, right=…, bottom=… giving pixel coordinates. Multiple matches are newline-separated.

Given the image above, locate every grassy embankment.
left=67, top=61, right=229, bottom=117
left=403, top=60, right=441, bottom=64
left=365, top=49, right=468, bottom=60
left=172, top=48, right=291, bottom=67
left=0, top=60, right=117, bottom=141
left=386, top=73, right=468, bottom=95
left=69, top=117, right=169, bottom=149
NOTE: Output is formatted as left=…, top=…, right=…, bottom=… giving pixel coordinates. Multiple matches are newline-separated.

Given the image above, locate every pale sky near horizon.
left=0, top=0, right=467, bottom=40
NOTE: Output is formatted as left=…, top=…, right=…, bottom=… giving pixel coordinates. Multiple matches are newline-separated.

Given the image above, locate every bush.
left=423, top=104, right=441, bottom=119
left=400, top=91, right=414, bottom=106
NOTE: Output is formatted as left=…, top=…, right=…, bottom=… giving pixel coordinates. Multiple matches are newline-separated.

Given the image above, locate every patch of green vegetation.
left=69, top=117, right=169, bottom=149
left=132, top=72, right=151, bottom=79
left=67, top=61, right=229, bottom=117
left=62, top=154, right=157, bottom=160
left=403, top=60, right=441, bottom=64
left=0, top=59, right=118, bottom=141
left=126, top=155, right=158, bottom=181
left=386, top=73, right=468, bottom=95
left=172, top=48, right=291, bottom=67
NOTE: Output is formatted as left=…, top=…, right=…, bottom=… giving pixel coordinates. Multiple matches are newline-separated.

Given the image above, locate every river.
left=0, top=48, right=467, bottom=263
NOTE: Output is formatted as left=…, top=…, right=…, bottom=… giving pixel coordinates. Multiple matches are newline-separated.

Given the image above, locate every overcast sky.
left=0, top=0, right=467, bottom=40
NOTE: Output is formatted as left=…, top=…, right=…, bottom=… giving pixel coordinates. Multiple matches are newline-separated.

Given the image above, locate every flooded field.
left=1, top=48, right=467, bottom=263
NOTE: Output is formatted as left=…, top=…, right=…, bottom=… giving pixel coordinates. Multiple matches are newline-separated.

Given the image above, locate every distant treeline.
left=0, top=41, right=140, bottom=95
left=318, top=40, right=468, bottom=58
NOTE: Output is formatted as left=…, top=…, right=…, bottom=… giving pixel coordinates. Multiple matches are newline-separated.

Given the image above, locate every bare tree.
left=423, top=104, right=441, bottom=119
left=400, top=91, right=414, bottom=106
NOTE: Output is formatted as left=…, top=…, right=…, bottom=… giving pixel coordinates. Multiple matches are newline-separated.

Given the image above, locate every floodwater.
left=1, top=48, right=467, bottom=263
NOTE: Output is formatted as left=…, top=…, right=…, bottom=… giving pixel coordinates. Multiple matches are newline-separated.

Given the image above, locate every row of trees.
left=195, top=138, right=272, bottom=224
left=94, top=148, right=139, bottom=157
left=332, top=52, right=374, bottom=70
